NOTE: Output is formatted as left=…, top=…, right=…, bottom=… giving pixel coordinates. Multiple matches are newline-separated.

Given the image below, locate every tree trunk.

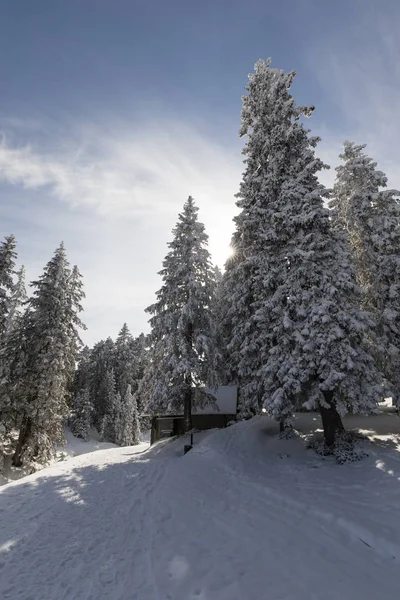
left=183, top=384, right=192, bottom=433
left=12, top=417, right=32, bottom=467
left=319, top=390, right=345, bottom=446
left=279, top=421, right=285, bottom=433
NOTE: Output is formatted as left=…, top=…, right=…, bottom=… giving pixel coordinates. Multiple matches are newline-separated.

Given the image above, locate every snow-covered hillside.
left=0, top=414, right=399, bottom=600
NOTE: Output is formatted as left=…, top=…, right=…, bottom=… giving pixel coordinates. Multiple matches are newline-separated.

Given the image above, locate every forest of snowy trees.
left=1, top=57, right=400, bottom=470
left=71, top=325, right=146, bottom=445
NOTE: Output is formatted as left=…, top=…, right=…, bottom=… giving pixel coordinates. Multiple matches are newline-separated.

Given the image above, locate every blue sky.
left=1, top=0, right=399, bottom=344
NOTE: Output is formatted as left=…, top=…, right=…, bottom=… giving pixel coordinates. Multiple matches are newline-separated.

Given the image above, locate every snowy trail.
left=0, top=443, right=167, bottom=600
left=1, top=418, right=400, bottom=600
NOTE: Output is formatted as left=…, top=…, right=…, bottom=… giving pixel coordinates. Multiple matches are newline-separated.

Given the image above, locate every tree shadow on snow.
left=0, top=437, right=189, bottom=599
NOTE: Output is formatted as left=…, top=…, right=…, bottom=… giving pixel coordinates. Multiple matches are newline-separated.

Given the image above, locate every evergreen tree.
left=100, top=369, right=120, bottom=443
left=218, top=243, right=260, bottom=419
left=4, top=266, right=27, bottom=337
left=114, top=323, right=135, bottom=398
left=0, top=234, right=17, bottom=339
left=65, top=265, right=86, bottom=387
left=11, top=243, right=85, bottom=466
left=224, top=59, right=382, bottom=445
left=71, top=347, right=93, bottom=439
left=89, top=338, right=115, bottom=428
left=114, top=392, right=123, bottom=446
left=119, top=384, right=141, bottom=446
left=73, top=346, right=92, bottom=397
left=71, top=387, right=92, bottom=440
left=214, top=265, right=223, bottom=287
left=131, top=332, right=148, bottom=414
left=212, top=265, right=230, bottom=388
left=119, top=384, right=134, bottom=446
left=131, top=388, right=141, bottom=445
left=330, top=142, right=400, bottom=405
left=0, top=254, right=24, bottom=431
left=143, top=196, right=222, bottom=432
left=0, top=306, right=30, bottom=434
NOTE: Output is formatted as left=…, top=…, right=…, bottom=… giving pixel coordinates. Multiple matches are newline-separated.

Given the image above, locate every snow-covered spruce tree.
left=225, top=59, right=382, bottom=446
left=11, top=243, right=85, bottom=466
left=143, top=196, right=223, bottom=432
left=119, top=384, right=134, bottom=446
left=0, top=244, right=21, bottom=430
left=119, top=384, right=141, bottom=446
left=114, top=323, right=136, bottom=399
left=0, top=234, right=17, bottom=340
left=100, top=368, right=121, bottom=443
left=73, top=346, right=92, bottom=397
left=210, top=265, right=230, bottom=387
left=0, top=307, right=29, bottom=435
left=214, top=265, right=223, bottom=287
left=71, top=387, right=92, bottom=440
left=4, top=266, right=27, bottom=337
left=330, top=142, right=400, bottom=405
left=88, top=337, right=115, bottom=429
left=70, top=346, right=92, bottom=437
left=66, top=265, right=86, bottom=388
left=113, top=392, right=122, bottom=445
left=131, top=389, right=141, bottom=445
left=130, top=333, right=148, bottom=415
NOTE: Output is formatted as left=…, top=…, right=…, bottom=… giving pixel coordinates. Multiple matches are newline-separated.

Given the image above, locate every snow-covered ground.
left=0, top=427, right=151, bottom=486
left=0, top=412, right=400, bottom=600
left=59, top=427, right=151, bottom=460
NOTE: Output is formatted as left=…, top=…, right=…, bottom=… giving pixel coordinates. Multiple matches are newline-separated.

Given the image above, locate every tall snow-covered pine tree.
left=12, top=243, right=85, bottom=466
left=143, top=196, right=222, bottom=431
left=224, top=59, right=382, bottom=445
left=330, top=141, right=400, bottom=405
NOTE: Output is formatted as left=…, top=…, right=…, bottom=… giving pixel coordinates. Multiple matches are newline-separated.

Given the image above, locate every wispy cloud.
left=0, top=119, right=243, bottom=268
left=0, top=118, right=243, bottom=343
left=0, top=121, right=242, bottom=217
